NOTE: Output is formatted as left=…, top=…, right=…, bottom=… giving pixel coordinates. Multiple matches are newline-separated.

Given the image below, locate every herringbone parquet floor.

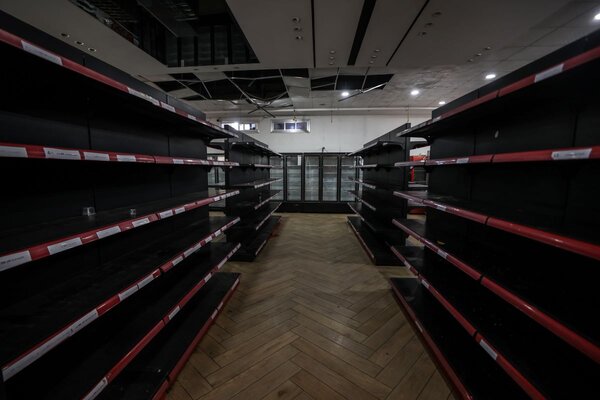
left=166, top=213, right=453, bottom=400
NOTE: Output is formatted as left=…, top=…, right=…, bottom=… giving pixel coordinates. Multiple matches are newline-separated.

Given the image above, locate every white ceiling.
left=1, top=0, right=599, bottom=119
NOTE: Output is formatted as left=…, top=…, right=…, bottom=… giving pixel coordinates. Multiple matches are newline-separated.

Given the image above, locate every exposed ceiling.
left=1, top=0, right=599, bottom=119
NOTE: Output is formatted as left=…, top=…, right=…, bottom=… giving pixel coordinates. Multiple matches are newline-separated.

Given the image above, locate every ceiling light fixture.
left=329, top=50, right=336, bottom=54
left=371, top=55, right=377, bottom=58
left=374, top=49, right=380, bottom=52
left=369, top=61, right=374, bottom=64
left=294, top=27, right=302, bottom=32
left=88, top=48, right=96, bottom=52
left=329, top=61, right=334, bottom=65
left=594, top=12, right=600, bottom=21
left=341, top=91, right=350, bottom=97
left=295, top=35, right=303, bottom=40
left=329, top=56, right=335, bottom=60
left=485, top=73, right=496, bottom=80
left=439, top=100, right=446, bottom=105
left=292, top=17, right=301, bottom=23
left=411, top=89, right=420, bottom=96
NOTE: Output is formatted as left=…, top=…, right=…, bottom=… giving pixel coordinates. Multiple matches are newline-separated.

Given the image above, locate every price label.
left=22, top=41, right=62, bottom=65
left=160, top=102, right=176, bottom=113
left=172, top=159, right=184, bottom=164
left=437, top=249, right=448, bottom=259
left=174, top=207, right=185, bottom=214
left=534, top=64, right=564, bottom=83
left=0, top=250, right=32, bottom=271
left=96, top=226, right=121, bottom=239
left=456, top=157, right=469, bottom=164
left=47, top=237, right=82, bottom=255
left=83, top=152, right=110, bottom=161
left=172, top=255, right=184, bottom=266
left=204, top=272, right=212, bottom=283
left=551, top=148, right=591, bottom=161
left=132, top=218, right=150, bottom=227
left=0, top=145, right=28, bottom=158
left=116, top=154, right=136, bottom=162
left=479, top=339, right=498, bottom=360
left=127, top=87, right=160, bottom=106
left=69, top=310, right=99, bottom=334
left=168, top=306, right=180, bottom=321
left=187, top=114, right=198, bottom=121
left=44, top=147, right=81, bottom=160
left=83, top=377, right=108, bottom=400
left=118, top=286, right=138, bottom=301
left=137, top=274, right=155, bottom=289
left=159, top=210, right=174, bottom=219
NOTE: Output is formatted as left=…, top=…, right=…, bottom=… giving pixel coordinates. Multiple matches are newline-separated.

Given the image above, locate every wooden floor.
left=167, top=213, right=452, bottom=400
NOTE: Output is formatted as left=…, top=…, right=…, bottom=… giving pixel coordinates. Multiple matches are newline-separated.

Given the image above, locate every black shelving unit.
left=346, top=126, right=410, bottom=265
left=0, top=14, right=241, bottom=400
left=390, top=31, right=600, bottom=399
left=211, top=131, right=283, bottom=261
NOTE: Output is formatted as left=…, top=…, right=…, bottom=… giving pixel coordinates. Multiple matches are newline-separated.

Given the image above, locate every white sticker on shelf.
left=534, top=63, right=564, bottom=83
left=47, top=237, right=83, bottom=255
left=216, top=259, right=227, bottom=270
left=43, top=147, right=81, bottom=160
left=168, top=306, right=181, bottom=321
left=159, top=210, right=174, bottom=219
left=421, top=280, right=430, bottom=289
left=187, top=114, right=198, bottom=121
left=217, top=301, right=223, bottom=310
left=132, top=218, right=150, bottom=228
left=456, top=157, right=469, bottom=164
left=116, top=154, right=137, bottom=162
left=83, top=152, right=110, bottom=162
left=204, top=236, right=213, bottom=244
left=137, top=274, right=155, bottom=289
left=69, top=309, right=99, bottom=335
left=172, top=159, right=184, bottom=164
left=233, top=279, right=240, bottom=289
left=174, top=207, right=185, bottom=214
left=83, top=377, right=108, bottom=400
left=22, top=41, right=63, bottom=65
left=214, top=229, right=222, bottom=236
left=211, top=309, right=219, bottom=320
left=160, top=102, right=176, bottom=113
left=437, top=249, right=448, bottom=259
left=3, top=328, right=71, bottom=380
left=172, top=255, right=184, bottom=266
left=0, top=250, right=32, bottom=272
left=436, top=204, right=447, bottom=212
left=96, top=226, right=121, bottom=239
left=414, top=321, right=424, bottom=333
left=479, top=339, right=498, bottom=360
left=0, top=145, right=28, bottom=158
left=204, top=273, right=212, bottom=283
left=126, top=87, right=160, bottom=106
left=183, top=247, right=196, bottom=257
left=118, top=285, right=138, bottom=302
left=551, top=148, right=592, bottom=161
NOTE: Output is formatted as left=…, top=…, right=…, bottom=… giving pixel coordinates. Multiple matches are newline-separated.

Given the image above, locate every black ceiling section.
left=364, top=74, right=394, bottom=88
left=347, top=0, right=377, bottom=65
left=335, top=75, right=365, bottom=91
left=236, top=77, right=288, bottom=100
left=153, top=80, right=186, bottom=92
left=71, top=0, right=259, bottom=67
left=186, top=82, right=210, bottom=98
left=311, top=76, right=337, bottom=91
left=281, top=69, right=310, bottom=78
left=202, top=79, right=242, bottom=100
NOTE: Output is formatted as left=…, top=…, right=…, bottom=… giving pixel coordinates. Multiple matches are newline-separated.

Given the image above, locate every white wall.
left=209, top=114, right=430, bottom=153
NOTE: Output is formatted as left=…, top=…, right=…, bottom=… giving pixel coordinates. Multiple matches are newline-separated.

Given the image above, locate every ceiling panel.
left=388, top=0, right=572, bottom=68
left=354, top=0, right=427, bottom=67
left=313, top=0, right=363, bottom=68
left=226, top=0, right=313, bottom=68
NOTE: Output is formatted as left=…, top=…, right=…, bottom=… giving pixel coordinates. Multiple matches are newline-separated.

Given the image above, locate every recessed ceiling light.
left=476, top=53, right=482, bottom=57
left=468, top=58, right=474, bottom=62
left=374, top=49, right=380, bottom=52
left=411, top=89, right=420, bottom=96
left=75, top=40, right=85, bottom=46
left=329, top=50, right=336, bottom=54
left=292, top=17, right=301, bottom=23
left=294, top=27, right=302, bottom=32
left=60, top=33, right=70, bottom=38
left=295, top=35, right=303, bottom=40
left=329, top=56, right=335, bottom=60
left=484, top=46, right=492, bottom=50
left=439, top=100, right=446, bottom=105
left=369, top=61, right=374, bottom=64
left=371, top=55, right=377, bottom=58
left=485, top=73, right=496, bottom=80
left=88, top=47, right=96, bottom=52
left=329, top=61, right=334, bottom=65
left=341, top=91, right=350, bottom=97
left=594, top=12, right=600, bottom=20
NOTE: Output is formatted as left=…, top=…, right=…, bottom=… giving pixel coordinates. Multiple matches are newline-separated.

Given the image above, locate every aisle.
left=167, top=213, right=452, bottom=400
